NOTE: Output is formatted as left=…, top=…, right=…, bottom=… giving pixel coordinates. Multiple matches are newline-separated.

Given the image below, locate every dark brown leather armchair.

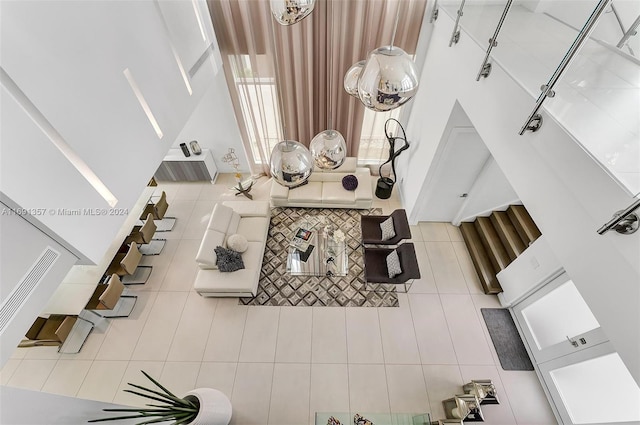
left=360, top=209, right=412, bottom=245
left=364, top=242, right=420, bottom=292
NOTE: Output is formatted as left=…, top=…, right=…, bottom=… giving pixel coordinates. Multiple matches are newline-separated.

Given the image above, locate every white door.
left=513, top=272, right=608, bottom=364
left=539, top=342, right=640, bottom=425
left=415, top=127, right=491, bottom=221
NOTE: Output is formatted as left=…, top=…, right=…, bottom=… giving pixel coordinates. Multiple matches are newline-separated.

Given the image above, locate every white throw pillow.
left=226, top=233, right=248, bottom=253
left=386, top=249, right=402, bottom=278
left=380, top=216, right=396, bottom=241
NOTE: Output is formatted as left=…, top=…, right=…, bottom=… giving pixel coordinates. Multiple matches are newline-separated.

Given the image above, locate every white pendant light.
left=311, top=0, right=346, bottom=170
left=271, top=0, right=316, bottom=26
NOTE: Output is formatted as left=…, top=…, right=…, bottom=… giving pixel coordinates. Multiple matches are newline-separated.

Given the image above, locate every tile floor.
left=0, top=174, right=558, bottom=425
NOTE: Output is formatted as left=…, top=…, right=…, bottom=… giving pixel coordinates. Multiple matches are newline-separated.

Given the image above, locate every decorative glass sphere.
left=310, top=129, right=347, bottom=170
left=270, top=0, right=315, bottom=25
left=270, top=140, right=313, bottom=187
left=357, top=46, right=419, bottom=112
left=343, top=60, right=365, bottom=97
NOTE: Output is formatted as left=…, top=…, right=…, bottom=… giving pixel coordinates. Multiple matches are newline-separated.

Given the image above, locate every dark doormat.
left=481, top=308, right=534, bottom=371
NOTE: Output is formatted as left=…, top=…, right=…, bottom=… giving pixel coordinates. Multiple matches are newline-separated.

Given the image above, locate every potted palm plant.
left=88, top=370, right=232, bottom=425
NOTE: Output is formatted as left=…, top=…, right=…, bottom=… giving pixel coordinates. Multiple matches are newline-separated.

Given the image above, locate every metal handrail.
left=611, top=3, right=636, bottom=55
left=597, top=199, right=640, bottom=234
left=475, top=0, right=513, bottom=81
left=616, top=14, right=640, bottom=50
left=519, top=0, right=612, bottom=135
left=449, top=0, right=467, bottom=47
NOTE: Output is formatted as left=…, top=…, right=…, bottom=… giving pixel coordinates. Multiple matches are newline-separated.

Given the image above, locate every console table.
left=154, top=148, right=218, bottom=182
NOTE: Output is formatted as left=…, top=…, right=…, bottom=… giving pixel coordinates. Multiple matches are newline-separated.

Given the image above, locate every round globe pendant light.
left=310, top=129, right=346, bottom=169
left=343, top=60, right=365, bottom=98
left=357, top=45, right=419, bottom=112
left=271, top=0, right=316, bottom=26
left=270, top=140, right=313, bottom=187
left=344, top=4, right=419, bottom=112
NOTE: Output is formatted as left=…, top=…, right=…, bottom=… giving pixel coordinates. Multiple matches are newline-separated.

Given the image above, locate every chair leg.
left=93, top=295, right=138, bottom=318
left=121, top=266, right=152, bottom=285
left=154, top=217, right=176, bottom=232
left=138, top=239, right=166, bottom=255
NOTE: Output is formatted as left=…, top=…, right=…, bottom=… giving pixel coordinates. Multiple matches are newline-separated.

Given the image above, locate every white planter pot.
left=183, top=388, right=232, bottom=425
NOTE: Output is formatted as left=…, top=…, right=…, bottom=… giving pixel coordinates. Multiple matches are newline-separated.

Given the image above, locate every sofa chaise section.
left=194, top=200, right=270, bottom=297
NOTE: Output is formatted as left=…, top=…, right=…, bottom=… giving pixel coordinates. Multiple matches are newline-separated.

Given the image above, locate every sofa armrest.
left=270, top=180, right=289, bottom=200
left=222, top=200, right=270, bottom=217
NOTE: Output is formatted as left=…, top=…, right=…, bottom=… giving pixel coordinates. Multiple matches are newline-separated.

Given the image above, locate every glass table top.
left=286, top=219, right=348, bottom=277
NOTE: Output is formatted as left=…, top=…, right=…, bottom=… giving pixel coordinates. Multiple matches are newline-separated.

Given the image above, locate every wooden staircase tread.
left=460, top=223, right=503, bottom=294
left=474, top=217, right=511, bottom=271
left=507, top=205, right=541, bottom=245
left=490, top=211, right=526, bottom=260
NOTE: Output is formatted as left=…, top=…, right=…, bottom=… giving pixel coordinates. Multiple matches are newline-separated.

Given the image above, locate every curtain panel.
left=208, top=0, right=427, bottom=173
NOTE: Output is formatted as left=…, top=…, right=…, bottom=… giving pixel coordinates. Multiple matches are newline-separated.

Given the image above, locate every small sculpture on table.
left=222, top=148, right=253, bottom=200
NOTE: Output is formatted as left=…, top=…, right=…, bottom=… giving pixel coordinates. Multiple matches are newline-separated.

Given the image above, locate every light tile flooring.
left=1, top=175, right=557, bottom=425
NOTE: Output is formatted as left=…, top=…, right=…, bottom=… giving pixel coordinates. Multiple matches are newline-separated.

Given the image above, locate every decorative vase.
left=375, top=177, right=394, bottom=199
left=183, top=388, right=232, bottom=425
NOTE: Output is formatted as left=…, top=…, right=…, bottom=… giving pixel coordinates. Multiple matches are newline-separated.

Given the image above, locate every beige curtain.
left=208, top=0, right=427, bottom=173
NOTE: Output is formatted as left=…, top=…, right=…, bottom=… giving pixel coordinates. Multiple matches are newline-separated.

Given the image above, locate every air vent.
left=0, top=247, right=60, bottom=333
left=189, top=43, right=215, bottom=78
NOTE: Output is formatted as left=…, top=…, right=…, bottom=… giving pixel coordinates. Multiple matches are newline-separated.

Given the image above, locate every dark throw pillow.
left=214, top=246, right=245, bottom=272
left=341, top=174, right=358, bottom=191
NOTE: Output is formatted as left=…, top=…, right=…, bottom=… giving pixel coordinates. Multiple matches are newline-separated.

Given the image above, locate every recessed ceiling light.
left=0, top=67, right=119, bottom=207
left=123, top=68, right=164, bottom=139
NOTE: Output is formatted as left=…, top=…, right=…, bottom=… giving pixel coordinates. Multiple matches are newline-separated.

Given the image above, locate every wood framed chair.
left=106, top=242, right=152, bottom=285
left=18, top=315, right=77, bottom=348
left=126, top=213, right=165, bottom=255
left=364, top=242, right=421, bottom=292
left=141, top=191, right=175, bottom=231
left=85, top=274, right=137, bottom=318
left=361, top=209, right=412, bottom=246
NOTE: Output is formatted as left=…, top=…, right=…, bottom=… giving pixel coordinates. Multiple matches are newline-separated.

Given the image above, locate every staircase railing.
left=597, top=199, right=640, bottom=235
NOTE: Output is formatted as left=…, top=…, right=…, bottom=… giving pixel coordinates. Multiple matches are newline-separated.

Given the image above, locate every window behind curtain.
left=231, top=55, right=282, bottom=165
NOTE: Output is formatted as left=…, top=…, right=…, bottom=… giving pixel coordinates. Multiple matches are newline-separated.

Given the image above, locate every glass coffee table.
left=286, top=218, right=348, bottom=277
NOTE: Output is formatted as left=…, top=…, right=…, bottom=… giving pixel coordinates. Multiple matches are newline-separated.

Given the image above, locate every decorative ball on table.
left=341, top=174, right=358, bottom=191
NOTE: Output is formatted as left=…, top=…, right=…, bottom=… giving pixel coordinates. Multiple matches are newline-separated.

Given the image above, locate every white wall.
left=172, top=75, right=248, bottom=174
left=0, top=0, right=239, bottom=264
left=402, top=9, right=640, bottom=384
left=455, top=156, right=521, bottom=223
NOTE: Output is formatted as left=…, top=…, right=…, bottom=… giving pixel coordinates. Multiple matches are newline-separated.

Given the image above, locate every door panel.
left=514, top=273, right=608, bottom=364
left=540, top=343, right=640, bottom=425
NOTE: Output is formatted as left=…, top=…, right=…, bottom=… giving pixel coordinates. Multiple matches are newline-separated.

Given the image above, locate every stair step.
left=490, top=211, right=526, bottom=261
left=507, top=205, right=541, bottom=246
left=460, top=222, right=502, bottom=294
left=474, top=217, right=511, bottom=271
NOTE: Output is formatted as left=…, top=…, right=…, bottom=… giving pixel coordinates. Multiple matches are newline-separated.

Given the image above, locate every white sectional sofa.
left=269, top=157, right=373, bottom=209
left=194, top=201, right=270, bottom=297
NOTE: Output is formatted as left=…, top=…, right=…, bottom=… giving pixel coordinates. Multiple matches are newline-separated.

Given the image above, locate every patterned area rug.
left=240, top=207, right=399, bottom=307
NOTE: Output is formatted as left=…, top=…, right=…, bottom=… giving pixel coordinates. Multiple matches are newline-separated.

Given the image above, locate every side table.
left=230, top=178, right=254, bottom=199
